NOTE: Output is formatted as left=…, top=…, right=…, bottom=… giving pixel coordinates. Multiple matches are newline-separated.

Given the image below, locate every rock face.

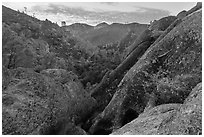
left=2, top=68, right=96, bottom=134
left=177, top=10, right=187, bottom=19
left=112, top=82, right=202, bottom=135
left=89, top=16, right=177, bottom=115
left=158, top=83, right=202, bottom=135
left=149, top=16, right=177, bottom=31
left=2, top=4, right=202, bottom=135
left=89, top=10, right=202, bottom=134
left=91, top=29, right=154, bottom=110
left=111, top=104, right=181, bottom=135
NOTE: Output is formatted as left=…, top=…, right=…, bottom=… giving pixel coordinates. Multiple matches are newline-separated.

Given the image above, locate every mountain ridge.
left=64, top=21, right=148, bottom=47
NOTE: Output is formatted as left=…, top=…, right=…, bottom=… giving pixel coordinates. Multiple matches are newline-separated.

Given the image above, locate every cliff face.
left=89, top=8, right=202, bottom=135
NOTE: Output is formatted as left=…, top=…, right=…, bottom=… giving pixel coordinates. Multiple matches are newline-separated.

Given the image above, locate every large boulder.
left=111, top=104, right=181, bottom=135
left=2, top=68, right=96, bottom=134
left=112, top=83, right=202, bottom=135
left=89, top=9, right=202, bottom=134
left=158, top=82, right=202, bottom=135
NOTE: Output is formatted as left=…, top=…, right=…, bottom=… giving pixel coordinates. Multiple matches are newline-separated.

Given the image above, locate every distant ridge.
left=64, top=22, right=148, bottom=47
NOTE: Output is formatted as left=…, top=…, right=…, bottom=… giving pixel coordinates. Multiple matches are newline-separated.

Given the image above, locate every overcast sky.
left=2, top=2, right=196, bottom=26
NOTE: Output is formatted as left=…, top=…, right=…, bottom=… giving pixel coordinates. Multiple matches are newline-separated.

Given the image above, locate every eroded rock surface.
left=158, top=82, right=202, bottom=135
left=2, top=3, right=202, bottom=135
left=89, top=9, right=202, bottom=134
left=2, top=68, right=96, bottom=134
left=112, top=83, right=202, bottom=135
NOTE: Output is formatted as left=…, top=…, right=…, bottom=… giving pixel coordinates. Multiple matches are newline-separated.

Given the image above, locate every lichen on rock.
left=2, top=68, right=96, bottom=134
left=89, top=9, right=202, bottom=134
left=112, top=82, right=202, bottom=135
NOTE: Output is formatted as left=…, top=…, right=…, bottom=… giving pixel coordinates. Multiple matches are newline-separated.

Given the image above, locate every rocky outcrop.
left=89, top=9, right=202, bottom=134
left=90, top=15, right=177, bottom=112
left=149, top=16, right=177, bottom=31
left=112, top=83, right=202, bottom=135
left=91, top=29, right=154, bottom=110
left=111, top=104, right=181, bottom=135
left=2, top=68, right=96, bottom=134
left=2, top=3, right=202, bottom=135
left=158, top=83, right=202, bottom=135
left=177, top=10, right=187, bottom=19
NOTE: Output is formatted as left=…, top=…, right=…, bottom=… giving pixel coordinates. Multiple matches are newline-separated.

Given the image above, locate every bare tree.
left=24, top=7, right=27, bottom=14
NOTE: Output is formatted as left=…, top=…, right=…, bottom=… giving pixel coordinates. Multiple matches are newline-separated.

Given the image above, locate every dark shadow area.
left=122, top=109, right=139, bottom=126
left=90, top=119, right=113, bottom=135
left=43, top=123, right=61, bottom=135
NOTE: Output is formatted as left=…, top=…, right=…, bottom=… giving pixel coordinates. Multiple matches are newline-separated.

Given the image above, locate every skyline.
left=3, top=2, right=196, bottom=26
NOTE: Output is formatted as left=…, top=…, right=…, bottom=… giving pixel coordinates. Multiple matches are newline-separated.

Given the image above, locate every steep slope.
left=2, top=5, right=102, bottom=83
left=89, top=7, right=202, bottom=135
left=2, top=5, right=95, bottom=60
left=2, top=3, right=202, bottom=135
left=2, top=68, right=96, bottom=135
left=121, top=16, right=177, bottom=59
left=2, top=6, right=97, bottom=135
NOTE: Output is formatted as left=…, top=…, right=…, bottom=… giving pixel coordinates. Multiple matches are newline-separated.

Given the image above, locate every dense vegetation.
left=3, top=6, right=144, bottom=89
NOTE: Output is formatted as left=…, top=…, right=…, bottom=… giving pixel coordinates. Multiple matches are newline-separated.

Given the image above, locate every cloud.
left=42, top=2, right=144, bottom=13
left=28, top=3, right=170, bottom=26
left=100, top=2, right=118, bottom=6
left=31, top=4, right=51, bottom=12
left=3, top=2, right=171, bottom=26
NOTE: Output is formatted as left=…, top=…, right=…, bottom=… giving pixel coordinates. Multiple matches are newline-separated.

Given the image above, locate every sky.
left=2, top=2, right=196, bottom=26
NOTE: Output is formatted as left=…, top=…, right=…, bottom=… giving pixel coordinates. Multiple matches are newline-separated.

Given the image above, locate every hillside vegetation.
left=64, top=22, right=147, bottom=49
left=2, top=3, right=202, bottom=135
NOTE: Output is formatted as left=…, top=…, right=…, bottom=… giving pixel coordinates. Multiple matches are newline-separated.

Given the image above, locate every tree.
left=24, top=7, right=27, bottom=14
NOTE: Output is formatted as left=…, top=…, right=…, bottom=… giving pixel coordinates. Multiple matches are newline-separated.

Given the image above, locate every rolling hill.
left=63, top=22, right=148, bottom=47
